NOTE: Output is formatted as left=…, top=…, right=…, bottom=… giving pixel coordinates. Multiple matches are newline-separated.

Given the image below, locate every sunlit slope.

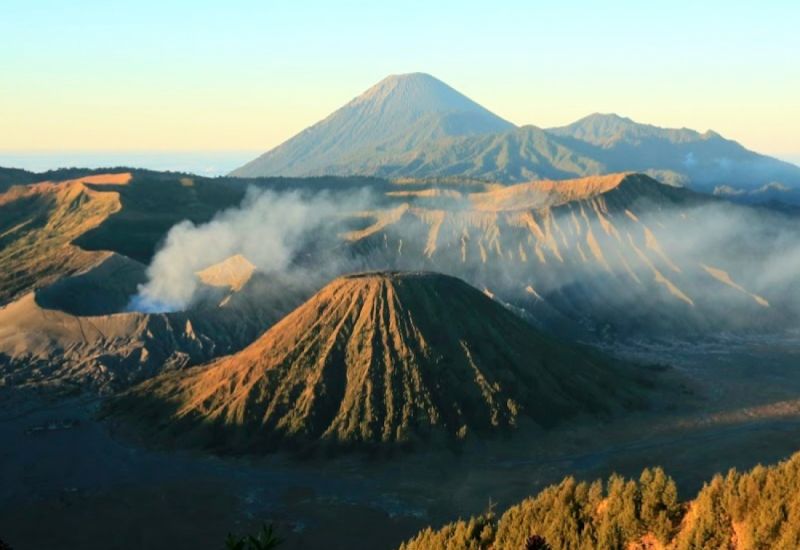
left=0, top=171, right=317, bottom=392
left=108, top=272, right=647, bottom=452
left=0, top=169, right=390, bottom=290
left=0, top=170, right=393, bottom=392
left=0, top=170, right=257, bottom=306
left=341, top=173, right=781, bottom=336
left=196, top=254, right=256, bottom=292
left=0, top=167, right=794, bottom=394
left=0, top=173, right=131, bottom=306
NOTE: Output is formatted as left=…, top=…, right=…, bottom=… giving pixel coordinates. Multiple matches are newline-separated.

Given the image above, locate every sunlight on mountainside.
left=701, top=264, right=770, bottom=307
left=0, top=173, right=130, bottom=304
left=196, top=254, right=256, bottom=291
left=2, top=5, right=800, bottom=545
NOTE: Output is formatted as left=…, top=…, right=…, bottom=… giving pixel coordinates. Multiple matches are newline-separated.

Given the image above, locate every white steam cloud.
left=128, top=180, right=800, bottom=338
left=129, top=186, right=371, bottom=312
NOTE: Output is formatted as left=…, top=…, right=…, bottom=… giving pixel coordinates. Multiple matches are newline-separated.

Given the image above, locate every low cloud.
left=129, top=182, right=800, bottom=336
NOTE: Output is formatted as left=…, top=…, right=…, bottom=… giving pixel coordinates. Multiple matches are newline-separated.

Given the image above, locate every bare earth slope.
left=0, top=171, right=324, bottom=392
left=1, top=169, right=794, bottom=395
left=341, top=173, right=788, bottom=337
left=108, top=272, right=648, bottom=452
left=0, top=255, right=307, bottom=393
left=0, top=173, right=131, bottom=305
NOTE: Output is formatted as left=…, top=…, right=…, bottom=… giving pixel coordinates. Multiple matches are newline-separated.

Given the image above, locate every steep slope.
left=0, top=173, right=131, bottom=306
left=231, top=73, right=514, bottom=177
left=2, top=167, right=795, bottom=396
left=340, top=173, right=789, bottom=338
left=107, top=272, right=646, bottom=452
left=0, top=170, right=243, bottom=306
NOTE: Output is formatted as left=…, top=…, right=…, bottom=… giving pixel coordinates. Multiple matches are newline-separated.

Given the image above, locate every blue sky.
left=1, top=0, right=798, bottom=162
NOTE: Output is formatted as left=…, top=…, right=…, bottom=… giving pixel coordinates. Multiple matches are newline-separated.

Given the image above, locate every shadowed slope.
left=108, top=272, right=646, bottom=452
left=0, top=173, right=131, bottom=305
left=0, top=263, right=307, bottom=393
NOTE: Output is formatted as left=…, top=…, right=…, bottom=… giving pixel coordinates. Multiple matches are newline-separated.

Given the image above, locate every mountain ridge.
left=232, top=74, right=800, bottom=201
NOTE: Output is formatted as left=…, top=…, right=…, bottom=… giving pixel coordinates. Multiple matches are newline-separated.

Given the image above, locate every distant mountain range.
left=232, top=73, right=800, bottom=202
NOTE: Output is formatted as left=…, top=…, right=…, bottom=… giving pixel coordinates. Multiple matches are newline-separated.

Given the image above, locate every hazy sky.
left=2, top=1, right=798, bottom=160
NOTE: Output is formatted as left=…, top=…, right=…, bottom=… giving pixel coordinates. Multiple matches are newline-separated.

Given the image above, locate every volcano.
left=108, top=271, right=647, bottom=453
left=230, top=72, right=514, bottom=178
left=231, top=74, right=800, bottom=199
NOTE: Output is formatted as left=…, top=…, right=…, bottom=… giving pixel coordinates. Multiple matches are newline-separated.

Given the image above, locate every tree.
left=524, top=534, right=552, bottom=550
left=225, top=533, right=247, bottom=550
left=225, top=524, right=282, bottom=550
left=400, top=451, right=800, bottom=550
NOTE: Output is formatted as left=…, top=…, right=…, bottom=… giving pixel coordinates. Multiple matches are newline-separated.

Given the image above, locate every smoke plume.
left=129, top=180, right=800, bottom=338
left=129, top=186, right=372, bottom=312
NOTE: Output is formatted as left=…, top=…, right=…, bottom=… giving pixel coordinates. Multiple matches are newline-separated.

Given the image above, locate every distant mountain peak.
left=363, top=72, right=441, bottom=90
left=555, top=112, right=641, bottom=135
left=352, top=72, right=487, bottom=114
left=580, top=112, right=634, bottom=123
left=548, top=112, right=705, bottom=148
left=230, top=73, right=514, bottom=178
left=231, top=75, right=800, bottom=195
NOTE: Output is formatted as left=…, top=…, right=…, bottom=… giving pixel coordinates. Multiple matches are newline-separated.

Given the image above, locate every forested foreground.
left=400, top=451, right=800, bottom=549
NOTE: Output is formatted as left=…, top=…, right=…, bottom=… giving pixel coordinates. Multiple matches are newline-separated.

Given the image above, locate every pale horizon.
left=2, top=146, right=799, bottom=178
left=1, top=1, right=798, bottom=162
left=5, top=3, right=800, bottom=547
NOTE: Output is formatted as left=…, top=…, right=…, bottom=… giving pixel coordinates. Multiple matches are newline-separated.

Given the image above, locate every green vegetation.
left=400, top=451, right=800, bottom=549
left=224, top=524, right=282, bottom=550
